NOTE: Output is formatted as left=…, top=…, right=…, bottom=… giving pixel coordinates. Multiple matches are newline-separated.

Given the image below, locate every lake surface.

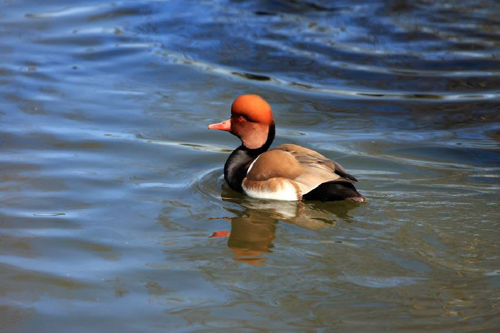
left=1, top=0, right=499, bottom=331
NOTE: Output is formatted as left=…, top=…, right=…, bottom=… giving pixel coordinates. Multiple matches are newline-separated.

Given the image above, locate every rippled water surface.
left=1, top=0, right=500, bottom=331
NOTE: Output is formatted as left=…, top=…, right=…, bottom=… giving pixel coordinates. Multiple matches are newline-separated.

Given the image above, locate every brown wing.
left=246, top=149, right=304, bottom=181
left=276, top=144, right=357, bottom=182
left=245, top=144, right=357, bottom=196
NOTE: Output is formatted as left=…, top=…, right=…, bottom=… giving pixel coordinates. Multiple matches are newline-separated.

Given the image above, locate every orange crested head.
left=231, top=94, right=274, bottom=125
left=208, top=94, right=275, bottom=150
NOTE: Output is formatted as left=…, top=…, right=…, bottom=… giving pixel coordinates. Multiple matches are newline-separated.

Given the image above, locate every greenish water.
left=1, top=0, right=499, bottom=331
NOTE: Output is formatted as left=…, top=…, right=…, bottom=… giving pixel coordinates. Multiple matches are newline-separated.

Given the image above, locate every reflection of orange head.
left=229, top=245, right=270, bottom=266
left=231, top=94, right=274, bottom=125
left=226, top=217, right=276, bottom=266
left=231, top=252, right=267, bottom=266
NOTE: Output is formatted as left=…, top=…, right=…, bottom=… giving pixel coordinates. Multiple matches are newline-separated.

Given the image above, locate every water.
left=1, top=0, right=499, bottom=331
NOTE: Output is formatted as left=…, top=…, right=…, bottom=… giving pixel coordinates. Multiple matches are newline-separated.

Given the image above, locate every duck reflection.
left=209, top=186, right=360, bottom=265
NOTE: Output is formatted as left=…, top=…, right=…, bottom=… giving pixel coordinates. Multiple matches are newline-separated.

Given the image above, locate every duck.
left=208, top=94, right=366, bottom=202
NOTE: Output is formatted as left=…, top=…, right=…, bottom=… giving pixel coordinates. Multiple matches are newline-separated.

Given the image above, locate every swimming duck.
left=208, top=94, right=365, bottom=202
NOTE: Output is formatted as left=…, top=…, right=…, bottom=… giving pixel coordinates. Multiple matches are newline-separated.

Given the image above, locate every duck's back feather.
left=242, top=144, right=363, bottom=201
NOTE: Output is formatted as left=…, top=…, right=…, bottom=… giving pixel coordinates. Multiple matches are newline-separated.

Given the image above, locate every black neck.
left=224, top=125, right=275, bottom=193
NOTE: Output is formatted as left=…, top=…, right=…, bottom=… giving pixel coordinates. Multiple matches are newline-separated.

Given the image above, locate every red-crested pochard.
left=208, top=95, right=366, bottom=202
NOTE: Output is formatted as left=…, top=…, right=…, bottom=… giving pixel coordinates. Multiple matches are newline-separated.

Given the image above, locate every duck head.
left=208, top=94, right=275, bottom=149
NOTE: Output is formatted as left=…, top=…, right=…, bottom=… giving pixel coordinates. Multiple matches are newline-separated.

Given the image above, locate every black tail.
left=303, top=181, right=366, bottom=203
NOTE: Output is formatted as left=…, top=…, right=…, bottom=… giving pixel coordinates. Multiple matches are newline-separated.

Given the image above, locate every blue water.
left=1, top=0, right=499, bottom=331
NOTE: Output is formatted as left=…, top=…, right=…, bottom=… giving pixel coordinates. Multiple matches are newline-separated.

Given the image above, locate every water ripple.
left=154, top=48, right=500, bottom=101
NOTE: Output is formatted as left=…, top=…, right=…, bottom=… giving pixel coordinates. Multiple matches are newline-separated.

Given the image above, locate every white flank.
left=243, top=179, right=299, bottom=201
